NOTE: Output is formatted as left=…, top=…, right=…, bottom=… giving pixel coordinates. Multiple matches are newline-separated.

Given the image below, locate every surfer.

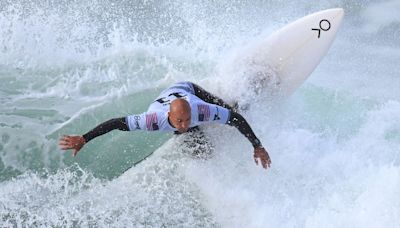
left=59, top=82, right=271, bottom=169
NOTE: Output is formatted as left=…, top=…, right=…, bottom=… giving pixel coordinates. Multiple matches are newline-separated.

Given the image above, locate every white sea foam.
left=0, top=1, right=399, bottom=227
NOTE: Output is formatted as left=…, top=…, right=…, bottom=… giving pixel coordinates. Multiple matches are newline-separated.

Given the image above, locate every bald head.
left=170, top=99, right=190, bottom=114
left=168, top=99, right=191, bottom=133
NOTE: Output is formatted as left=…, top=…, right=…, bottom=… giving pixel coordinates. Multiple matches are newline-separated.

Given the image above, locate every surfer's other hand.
left=254, top=147, right=271, bottom=169
left=59, top=135, right=86, bottom=157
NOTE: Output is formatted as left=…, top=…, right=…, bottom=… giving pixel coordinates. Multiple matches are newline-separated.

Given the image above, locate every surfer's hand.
left=59, top=135, right=86, bottom=157
left=254, top=147, right=271, bottom=169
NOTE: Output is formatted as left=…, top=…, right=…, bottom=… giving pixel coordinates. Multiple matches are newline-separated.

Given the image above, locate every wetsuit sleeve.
left=227, top=112, right=263, bottom=149
left=191, top=83, right=236, bottom=111
left=82, top=117, right=129, bottom=143
left=82, top=110, right=162, bottom=143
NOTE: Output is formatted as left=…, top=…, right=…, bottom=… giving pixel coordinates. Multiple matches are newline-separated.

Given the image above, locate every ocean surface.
left=1, top=0, right=399, bottom=227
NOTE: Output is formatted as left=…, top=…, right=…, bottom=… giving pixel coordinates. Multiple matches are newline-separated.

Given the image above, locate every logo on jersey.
left=134, top=115, right=141, bottom=129
left=146, top=113, right=159, bottom=131
left=198, top=104, right=210, bottom=121
left=213, top=107, right=220, bottom=121
left=156, top=92, right=187, bottom=106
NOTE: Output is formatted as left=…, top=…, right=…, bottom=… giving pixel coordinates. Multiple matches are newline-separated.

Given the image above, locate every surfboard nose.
left=329, top=8, right=344, bottom=15
left=322, top=8, right=345, bottom=23
left=336, top=8, right=345, bottom=23
left=311, top=8, right=344, bottom=36
left=332, top=8, right=344, bottom=20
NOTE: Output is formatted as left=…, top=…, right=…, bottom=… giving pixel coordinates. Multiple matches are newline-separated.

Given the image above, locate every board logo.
left=312, top=19, right=331, bottom=38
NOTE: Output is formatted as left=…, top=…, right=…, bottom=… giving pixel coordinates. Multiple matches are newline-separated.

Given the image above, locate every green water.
left=0, top=86, right=171, bottom=180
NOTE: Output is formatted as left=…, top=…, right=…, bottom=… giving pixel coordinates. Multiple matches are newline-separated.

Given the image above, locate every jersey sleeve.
left=126, top=112, right=163, bottom=131
left=194, top=103, right=230, bottom=125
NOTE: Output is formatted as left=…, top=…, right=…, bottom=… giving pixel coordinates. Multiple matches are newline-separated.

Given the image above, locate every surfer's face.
left=169, top=98, right=192, bottom=133
left=169, top=110, right=191, bottom=133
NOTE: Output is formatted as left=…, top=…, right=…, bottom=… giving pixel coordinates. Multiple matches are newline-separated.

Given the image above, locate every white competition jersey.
left=126, top=82, right=231, bottom=132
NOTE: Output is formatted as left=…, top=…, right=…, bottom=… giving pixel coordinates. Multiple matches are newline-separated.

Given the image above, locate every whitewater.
left=0, top=0, right=399, bottom=227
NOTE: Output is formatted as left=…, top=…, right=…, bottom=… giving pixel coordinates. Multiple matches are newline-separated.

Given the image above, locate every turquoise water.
left=1, top=0, right=399, bottom=227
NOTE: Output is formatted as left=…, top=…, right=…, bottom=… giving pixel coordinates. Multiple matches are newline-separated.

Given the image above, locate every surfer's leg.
left=175, top=126, right=214, bottom=159
left=190, top=83, right=238, bottom=112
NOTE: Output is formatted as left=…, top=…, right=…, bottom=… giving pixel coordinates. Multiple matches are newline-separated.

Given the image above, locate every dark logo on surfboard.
left=312, top=19, right=331, bottom=38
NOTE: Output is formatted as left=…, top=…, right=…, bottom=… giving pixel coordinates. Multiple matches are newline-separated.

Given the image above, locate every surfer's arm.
left=227, top=112, right=263, bottom=148
left=200, top=103, right=263, bottom=148
left=191, top=83, right=236, bottom=111
left=82, top=117, right=129, bottom=143
left=227, top=111, right=271, bottom=169
left=59, top=117, right=129, bottom=156
left=82, top=111, right=161, bottom=142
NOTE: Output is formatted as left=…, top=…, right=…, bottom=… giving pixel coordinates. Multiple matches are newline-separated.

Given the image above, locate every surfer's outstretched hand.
left=254, top=147, right=271, bottom=169
left=59, top=135, right=86, bottom=157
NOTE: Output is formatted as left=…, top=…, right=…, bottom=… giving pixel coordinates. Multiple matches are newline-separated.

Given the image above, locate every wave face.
left=1, top=0, right=399, bottom=227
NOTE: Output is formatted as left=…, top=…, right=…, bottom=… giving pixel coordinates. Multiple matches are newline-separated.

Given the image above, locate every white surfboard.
left=235, top=8, right=344, bottom=97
